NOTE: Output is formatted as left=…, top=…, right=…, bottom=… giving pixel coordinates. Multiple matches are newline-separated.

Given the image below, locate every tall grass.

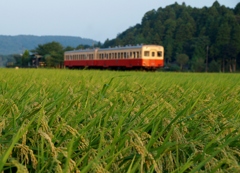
left=0, top=69, right=239, bottom=172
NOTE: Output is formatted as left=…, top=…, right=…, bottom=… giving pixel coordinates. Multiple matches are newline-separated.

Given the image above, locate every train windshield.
left=157, top=51, right=162, bottom=57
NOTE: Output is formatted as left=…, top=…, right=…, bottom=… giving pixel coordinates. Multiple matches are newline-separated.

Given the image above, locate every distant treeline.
left=102, top=1, right=240, bottom=72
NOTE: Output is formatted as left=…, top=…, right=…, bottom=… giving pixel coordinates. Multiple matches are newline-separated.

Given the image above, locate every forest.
left=2, top=1, right=240, bottom=72
left=102, top=1, right=240, bottom=72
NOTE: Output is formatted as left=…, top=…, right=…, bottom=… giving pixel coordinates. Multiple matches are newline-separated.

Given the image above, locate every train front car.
left=96, top=44, right=164, bottom=70
left=140, top=45, right=164, bottom=70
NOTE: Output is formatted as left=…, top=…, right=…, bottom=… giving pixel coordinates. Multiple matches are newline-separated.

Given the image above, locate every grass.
left=0, top=68, right=239, bottom=172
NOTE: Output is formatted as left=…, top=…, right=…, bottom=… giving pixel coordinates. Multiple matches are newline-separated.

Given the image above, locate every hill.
left=0, top=35, right=97, bottom=55
left=102, top=1, right=240, bottom=72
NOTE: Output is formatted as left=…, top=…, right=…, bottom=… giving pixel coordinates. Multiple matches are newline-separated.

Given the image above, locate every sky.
left=0, top=0, right=238, bottom=43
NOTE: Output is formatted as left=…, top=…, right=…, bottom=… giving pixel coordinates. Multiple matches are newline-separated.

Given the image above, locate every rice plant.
left=0, top=69, right=239, bottom=172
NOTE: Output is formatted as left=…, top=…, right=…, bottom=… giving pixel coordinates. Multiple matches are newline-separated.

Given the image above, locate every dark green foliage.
left=209, top=60, right=221, bottom=72
left=22, top=50, right=30, bottom=67
left=191, top=57, right=205, bottom=72
left=235, top=3, right=240, bottom=15
left=32, top=42, right=64, bottom=68
left=176, top=54, right=189, bottom=70
left=102, top=2, right=240, bottom=72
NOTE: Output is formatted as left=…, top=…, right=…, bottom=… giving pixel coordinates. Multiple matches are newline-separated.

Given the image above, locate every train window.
left=144, top=51, right=150, bottom=57
left=124, top=52, right=127, bottom=58
left=152, top=52, right=155, bottom=57
left=115, top=53, right=117, bottom=59
left=133, top=52, right=136, bottom=58
left=127, top=52, right=129, bottom=58
left=118, top=53, right=120, bottom=59
left=157, top=51, right=162, bottom=57
left=109, top=53, right=111, bottom=59
left=130, top=52, right=132, bottom=58
left=137, top=52, right=139, bottom=58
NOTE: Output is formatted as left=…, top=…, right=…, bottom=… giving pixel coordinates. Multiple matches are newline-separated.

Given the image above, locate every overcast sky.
left=0, top=0, right=238, bottom=42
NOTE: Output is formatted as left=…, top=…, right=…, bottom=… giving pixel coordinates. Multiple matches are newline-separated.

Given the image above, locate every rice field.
left=0, top=68, right=239, bottom=173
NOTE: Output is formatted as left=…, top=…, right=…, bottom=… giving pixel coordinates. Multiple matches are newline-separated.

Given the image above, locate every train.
left=64, top=44, right=164, bottom=70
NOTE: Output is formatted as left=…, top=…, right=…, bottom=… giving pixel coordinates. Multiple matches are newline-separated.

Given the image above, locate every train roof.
left=65, top=44, right=162, bottom=53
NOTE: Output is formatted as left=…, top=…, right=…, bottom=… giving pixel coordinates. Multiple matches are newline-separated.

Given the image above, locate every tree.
left=33, top=42, right=64, bottom=68
left=230, top=23, right=240, bottom=72
left=191, top=56, right=205, bottom=72
left=209, top=60, right=220, bottom=72
left=64, top=46, right=75, bottom=51
left=11, top=54, right=22, bottom=67
left=176, top=54, right=189, bottom=70
left=22, top=50, right=30, bottom=67
left=76, top=44, right=91, bottom=50
left=215, top=21, right=231, bottom=72
left=234, top=2, right=240, bottom=15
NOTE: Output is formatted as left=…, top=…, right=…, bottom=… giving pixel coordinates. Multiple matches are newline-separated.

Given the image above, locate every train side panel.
left=64, top=45, right=164, bottom=69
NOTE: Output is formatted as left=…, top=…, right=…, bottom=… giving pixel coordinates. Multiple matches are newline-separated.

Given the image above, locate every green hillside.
left=103, top=1, right=240, bottom=72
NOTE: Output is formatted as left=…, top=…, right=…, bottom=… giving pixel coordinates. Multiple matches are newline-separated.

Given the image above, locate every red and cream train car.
left=64, top=45, right=164, bottom=69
